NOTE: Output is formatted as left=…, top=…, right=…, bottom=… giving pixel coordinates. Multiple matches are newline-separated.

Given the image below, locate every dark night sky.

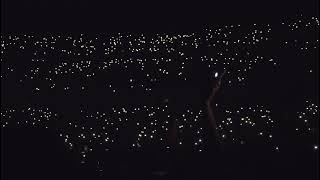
left=1, top=0, right=319, bottom=31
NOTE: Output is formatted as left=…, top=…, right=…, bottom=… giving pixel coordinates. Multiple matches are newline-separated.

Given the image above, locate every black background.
left=1, top=0, right=319, bottom=32
left=1, top=0, right=319, bottom=180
